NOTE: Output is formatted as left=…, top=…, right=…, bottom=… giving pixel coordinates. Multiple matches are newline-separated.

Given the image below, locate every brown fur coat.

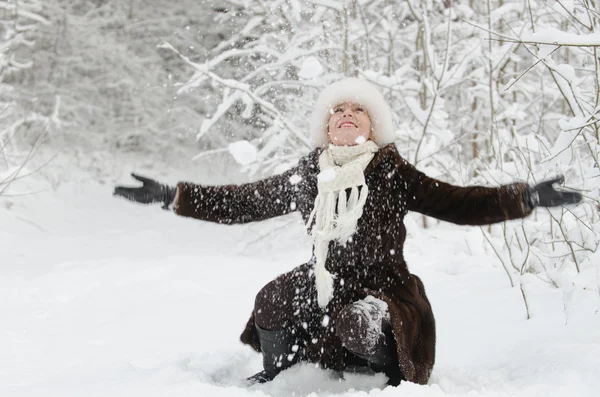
left=174, top=143, right=532, bottom=384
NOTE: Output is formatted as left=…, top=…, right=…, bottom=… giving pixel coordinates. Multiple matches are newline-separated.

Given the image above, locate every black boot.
left=341, top=325, right=402, bottom=386
left=246, top=324, right=300, bottom=384
left=340, top=324, right=397, bottom=368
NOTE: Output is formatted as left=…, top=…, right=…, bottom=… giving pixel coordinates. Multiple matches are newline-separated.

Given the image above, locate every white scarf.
left=307, top=141, right=379, bottom=308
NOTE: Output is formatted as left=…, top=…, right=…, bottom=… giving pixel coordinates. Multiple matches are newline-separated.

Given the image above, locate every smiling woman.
left=327, top=102, right=374, bottom=146
left=113, top=77, right=583, bottom=388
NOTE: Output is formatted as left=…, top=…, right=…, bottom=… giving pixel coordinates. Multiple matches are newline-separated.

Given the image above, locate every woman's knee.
left=255, top=270, right=305, bottom=329
left=335, top=296, right=391, bottom=356
left=254, top=278, right=280, bottom=327
left=255, top=277, right=278, bottom=306
left=254, top=264, right=315, bottom=330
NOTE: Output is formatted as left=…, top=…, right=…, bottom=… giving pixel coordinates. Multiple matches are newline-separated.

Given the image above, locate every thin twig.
left=555, top=0, right=592, bottom=30
left=520, top=281, right=531, bottom=320
left=480, top=226, right=515, bottom=287
left=0, top=124, right=51, bottom=196
left=547, top=209, right=581, bottom=273
left=489, top=38, right=600, bottom=47
left=504, top=47, right=560, bottom=91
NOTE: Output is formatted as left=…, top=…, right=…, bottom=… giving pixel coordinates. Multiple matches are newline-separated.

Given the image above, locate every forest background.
left=1, top=0, right=599, bottom=319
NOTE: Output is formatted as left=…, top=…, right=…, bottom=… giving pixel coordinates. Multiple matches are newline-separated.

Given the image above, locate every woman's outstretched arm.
left=174, top=160, right=308, bottom=224
left=397, top=159, right=581, bottom=226
left=113, top=153, right=314, bottom=225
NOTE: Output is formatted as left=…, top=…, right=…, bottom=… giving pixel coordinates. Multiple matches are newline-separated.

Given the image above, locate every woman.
left=114, top=78, right=582, bottom=386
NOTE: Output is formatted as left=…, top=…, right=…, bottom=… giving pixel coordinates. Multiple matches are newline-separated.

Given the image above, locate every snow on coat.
left=174, top=143, right=532, bottom=385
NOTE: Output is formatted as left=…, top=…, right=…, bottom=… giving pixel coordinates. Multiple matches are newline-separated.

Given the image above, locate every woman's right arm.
left=174, top=157, right=310, bottom=225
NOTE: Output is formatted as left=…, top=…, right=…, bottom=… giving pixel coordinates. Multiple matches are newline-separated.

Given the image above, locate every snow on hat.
left=308, top=78, right=396, bottom=148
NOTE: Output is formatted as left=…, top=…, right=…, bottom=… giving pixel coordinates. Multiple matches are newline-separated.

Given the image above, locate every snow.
left=537, top=44, right=558, bottom=59
left=355, top=136, right=367, bottom=144
left=554, top=64, right=576, bottom=84
left=298, top=56, right=323, bottom=79
left=289, top=174, right=302, bottom=185
left=318, top=168, right=336, bottom=182
left=1, top=152, right=600, bottom=397
left=228, top=140, right=258, bottom=165
left=522, top=28, right=600, bottom=46
left=558, top=115, right=589, bottom=131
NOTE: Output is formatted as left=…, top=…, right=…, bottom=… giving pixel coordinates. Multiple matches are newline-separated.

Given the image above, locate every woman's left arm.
left=400, top=162, right=581, bottom=226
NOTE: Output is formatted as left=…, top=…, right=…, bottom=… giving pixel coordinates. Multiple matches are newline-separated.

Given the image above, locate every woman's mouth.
left=338, top=121, right=357, bottom=128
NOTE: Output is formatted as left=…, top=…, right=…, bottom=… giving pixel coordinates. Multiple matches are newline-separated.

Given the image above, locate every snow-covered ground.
left=2, top=150, right=599, bottom=397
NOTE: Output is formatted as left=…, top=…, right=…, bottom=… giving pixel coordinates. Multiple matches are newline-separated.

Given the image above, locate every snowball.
left=289, top=174, right=302, bottom=185
left=227, top=140, right=257, bottom=165
left=298, top=56, right=323, bottom=79
left=355, top=135, right=366, bottom=144
left=317, top=168, right=336, bottom=182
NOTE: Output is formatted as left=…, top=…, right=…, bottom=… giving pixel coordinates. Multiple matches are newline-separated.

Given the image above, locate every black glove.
left=113, top=173, right=176, bottom=210
left=523, top=175, right=582, bottom=209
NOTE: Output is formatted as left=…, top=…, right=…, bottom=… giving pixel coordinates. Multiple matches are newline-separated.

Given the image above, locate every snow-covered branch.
left=159, top=41, right=312, bottom=150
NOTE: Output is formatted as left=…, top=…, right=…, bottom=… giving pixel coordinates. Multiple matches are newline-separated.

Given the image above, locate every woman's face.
left=327, top=102, right=373, bottom=146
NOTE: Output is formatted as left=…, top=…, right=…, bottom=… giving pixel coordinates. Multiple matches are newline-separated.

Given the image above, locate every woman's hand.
left=113, top=173, right=176, bottom=210
left=524, top=176, right=582, bottom=209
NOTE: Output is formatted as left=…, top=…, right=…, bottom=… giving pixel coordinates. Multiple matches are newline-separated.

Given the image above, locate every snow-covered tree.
left=0, top=0, right=50, bottom=194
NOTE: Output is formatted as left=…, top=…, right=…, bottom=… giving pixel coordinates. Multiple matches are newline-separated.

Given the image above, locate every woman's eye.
left=334, top=107, right=343, bottom=113
left=355, top=107, right=365, bottom=113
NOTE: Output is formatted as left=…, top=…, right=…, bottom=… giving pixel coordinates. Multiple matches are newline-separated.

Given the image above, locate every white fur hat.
left=308, top=78, right=396, bottom=148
